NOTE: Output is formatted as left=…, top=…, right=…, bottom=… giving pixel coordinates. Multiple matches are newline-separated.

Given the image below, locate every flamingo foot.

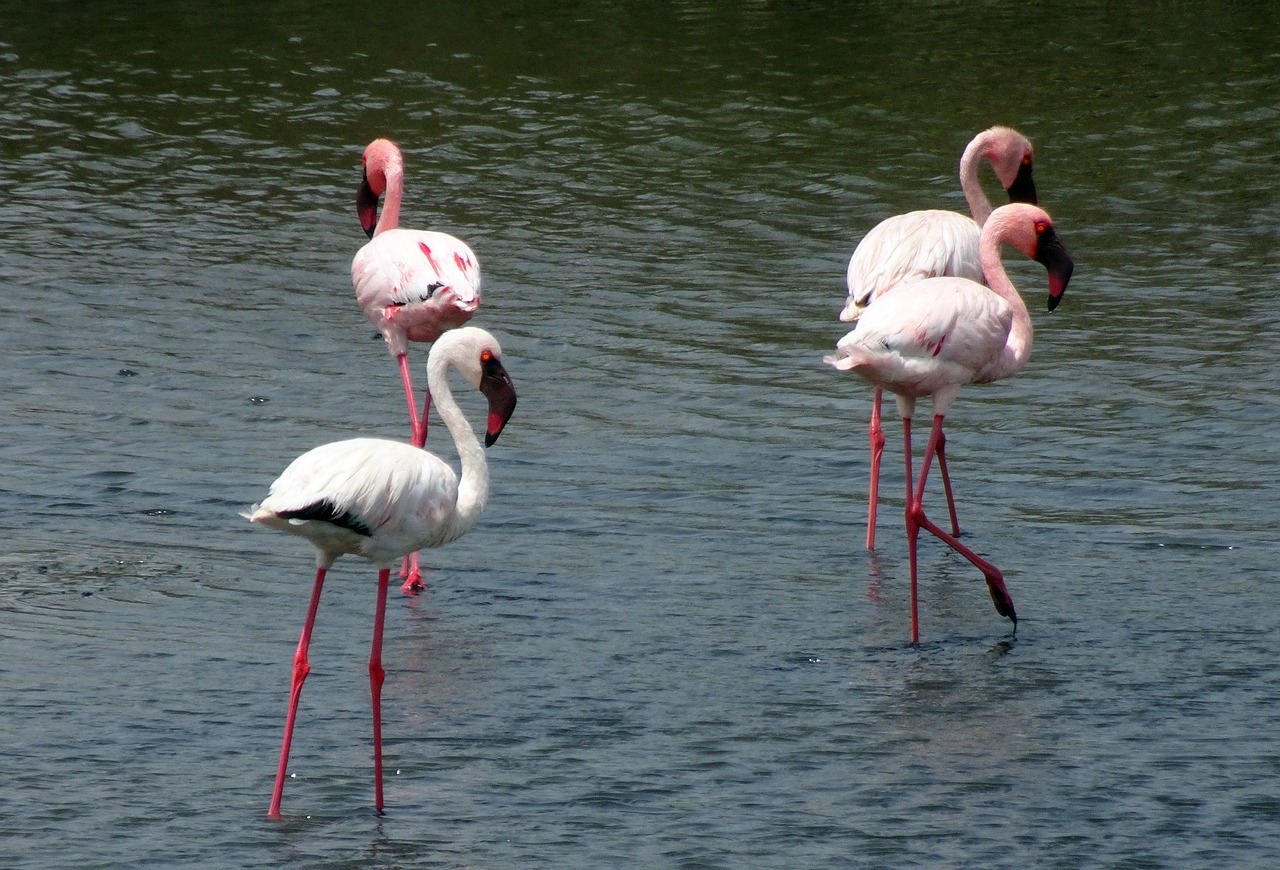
left=399, top=552, right=425, bottom=595
left=985, top=577, right=1018, bottom=627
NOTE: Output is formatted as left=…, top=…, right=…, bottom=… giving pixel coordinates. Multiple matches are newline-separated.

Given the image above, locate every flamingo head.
left=358, top=138, right=403, bottom=238
left=479, top=349, right=518, bottom=446
left=1036, top=224, right=1073, bottom=311
left=982, top=126, right=1037, bottom=206
left=988, top=204, right=1073, bottom=311
left=433, top=327, right=518, bottom=446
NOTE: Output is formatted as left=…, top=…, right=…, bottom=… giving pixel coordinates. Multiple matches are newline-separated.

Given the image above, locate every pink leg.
left=396, top=360, right=428, bottom=595
left=397, top=354, right=426, bottom=447
left=399, top=552, right=424, bottom=595
left=910, top=415, right=1017, bottom=632
left=268, top=564, right=327, bottom=819
left=369, top=568, right=391, bottom=814
left=935, top=429, right=962, bottom=537
left=865, top=389, right=886, bottom=550
left=902, top=417, right=921, bottom=644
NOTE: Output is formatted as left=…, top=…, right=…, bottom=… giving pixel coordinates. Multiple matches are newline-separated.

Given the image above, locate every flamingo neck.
left=976, top=225, right=1033, bottom=383
left=958, top=134, right=995, bottom=227
left=374, top=163, right=404, bottom=237
left=426, top=351, right=488, bottom=538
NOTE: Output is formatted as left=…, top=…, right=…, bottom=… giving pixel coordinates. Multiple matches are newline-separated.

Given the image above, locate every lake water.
left=2, top=2, right=1279, bottom=867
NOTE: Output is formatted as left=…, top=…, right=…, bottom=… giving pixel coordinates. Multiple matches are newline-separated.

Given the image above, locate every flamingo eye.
left=480, top=350, right=494, bottom=363
left=1035, top=221, right=1048, bottom=234
left=1022, top=154, right=1032, bottom=165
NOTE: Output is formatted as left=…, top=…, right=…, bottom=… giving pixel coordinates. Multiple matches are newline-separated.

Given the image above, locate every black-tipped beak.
left=1007, top=158, right=1038, bottom=206
left=357, top=170, right=379, bottom=239
left=479, top=357, right=517, bottom=446
left=1035, top=226, right=1074, bottom=311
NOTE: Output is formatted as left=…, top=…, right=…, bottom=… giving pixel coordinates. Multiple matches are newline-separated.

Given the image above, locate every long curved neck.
left=976, top=224, right=1033, bottom=383
left=958, top=135, right=995, bottom=227
left=426, top=352, right=488, bottom=537
left=374, top=162, right=404, bottom=237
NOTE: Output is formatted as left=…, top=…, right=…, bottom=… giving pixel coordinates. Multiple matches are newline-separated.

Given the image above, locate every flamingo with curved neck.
left=249, top=326, right=517, bottom=817
left=353, top=137, right=482, bottom=447
left=826, top=204, right=1073, bottom=642
left=840, top=126, right=1038, bottom=550
left=353, top=137, right=484, bottom=592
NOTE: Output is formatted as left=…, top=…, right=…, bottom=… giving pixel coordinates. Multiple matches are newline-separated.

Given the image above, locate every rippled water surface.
left=3, top=2, right=1279, bottom=867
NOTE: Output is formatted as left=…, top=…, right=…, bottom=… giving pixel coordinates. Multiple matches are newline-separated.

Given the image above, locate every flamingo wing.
left=842, top=210, right=984, bottom=322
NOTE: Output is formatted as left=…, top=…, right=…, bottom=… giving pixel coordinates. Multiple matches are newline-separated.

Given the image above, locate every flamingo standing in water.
left=825, top=204, right=1073, bottom=643
left=248, top=327, right=517, bottom=818
left=841, top=126, right=1038, bottom=550
left=352, top=137, right=483, bottom=592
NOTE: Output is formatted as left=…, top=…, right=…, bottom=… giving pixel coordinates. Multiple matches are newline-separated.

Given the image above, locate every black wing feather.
left=276, top=500, right=373, bottom=537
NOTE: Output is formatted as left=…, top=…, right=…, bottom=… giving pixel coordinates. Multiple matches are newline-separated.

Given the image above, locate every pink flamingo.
left=841, top=126, right=1037, bottom=550
left=353, top=137, right=483, bottom=592
left=825, top=204, right=1073, bottom=643
left=249, top=327, right=517, bottom=818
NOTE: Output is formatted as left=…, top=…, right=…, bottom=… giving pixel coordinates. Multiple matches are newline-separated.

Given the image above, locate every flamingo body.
left=251, top=438, right=465, bottom=566
left=841, top=210, right=983, bottom=323
left=250, top=326, right=517, bottom=818
left=353, top=229, right=481, bottom=353
left=826, top=203, right=1073, bottom=642
left=834, top=279, right=1017, bottom=411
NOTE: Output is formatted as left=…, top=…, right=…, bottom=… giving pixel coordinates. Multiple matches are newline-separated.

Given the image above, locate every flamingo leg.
left=865, top=389, right=886, bottom=550
left=902, top=416, right=921, bottom=644
left=910, top=414, right=1017, bottom=631
left=397, top=354, right=426, bottom=447
left=369, top=567, right=391, bottom=815
left=935, top=429, right=962, bottom=537
left=268, top=564, right=328, bottom=819
left=394, top=362, right=428, bottom=595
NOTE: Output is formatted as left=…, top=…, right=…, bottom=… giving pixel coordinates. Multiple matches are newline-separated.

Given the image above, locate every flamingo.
left=248, top=326, right=517, bottom=818
left=352, top=137, right=483, bottom=592
left=825, top=204, right=1073, bottom=643
left=841, top=126, right=1038, bottom=550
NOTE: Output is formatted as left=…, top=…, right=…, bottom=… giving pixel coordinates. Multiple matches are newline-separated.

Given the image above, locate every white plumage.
left=842, top=209, right=983, bottom=320
left=251, top=438, right=465, bottom=566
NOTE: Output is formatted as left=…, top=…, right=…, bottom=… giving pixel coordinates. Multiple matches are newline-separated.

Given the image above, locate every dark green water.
left=2, top=2, right=1278, bottom=867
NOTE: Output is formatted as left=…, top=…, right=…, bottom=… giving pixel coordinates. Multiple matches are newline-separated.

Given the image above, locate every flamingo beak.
left=357, top=170, right=379, bottom=238
left=1006, top=158, right=1037, bottom=205
left=1035, top=226, right=1074, bottom=311
left=479, top=357, right=517, bottom=446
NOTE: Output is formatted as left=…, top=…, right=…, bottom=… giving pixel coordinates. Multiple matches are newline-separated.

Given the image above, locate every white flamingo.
left=352, top=137, right=483, bottom=591
left=841, top=126, right=1037, bottom=549
left=248, top=326, right=517, bottom=818
left=826, top=204, right=1073, bottom=643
